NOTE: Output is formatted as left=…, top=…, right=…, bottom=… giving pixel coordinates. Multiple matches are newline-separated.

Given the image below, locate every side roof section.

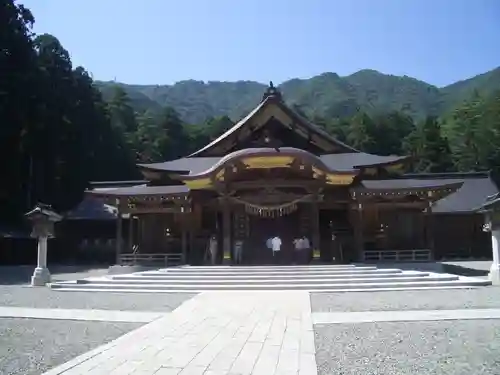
left=402, top=172, right=499, bottom=213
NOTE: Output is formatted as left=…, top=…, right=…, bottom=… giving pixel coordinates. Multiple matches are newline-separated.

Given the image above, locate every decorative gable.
left=189, top=83, right=357, bottom=157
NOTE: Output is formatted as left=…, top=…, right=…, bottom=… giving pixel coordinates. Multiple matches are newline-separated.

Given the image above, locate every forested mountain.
left=1, top=0, right=500, bottom=224
left=97, top=67, right=500, bottom=124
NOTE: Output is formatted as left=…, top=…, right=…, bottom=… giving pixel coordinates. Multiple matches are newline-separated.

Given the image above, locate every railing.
left=120, top=253, right=183, bottom=267
left=363, top=249, right=431, bottom=262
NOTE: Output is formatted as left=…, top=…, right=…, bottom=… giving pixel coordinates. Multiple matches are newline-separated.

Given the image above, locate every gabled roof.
left=402, top=172, right=499, bottom=213
left=187, top=84, right=358, bottom=157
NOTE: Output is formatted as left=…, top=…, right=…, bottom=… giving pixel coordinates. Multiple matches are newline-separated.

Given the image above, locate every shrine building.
left=80, top=84, right=497, bottom=266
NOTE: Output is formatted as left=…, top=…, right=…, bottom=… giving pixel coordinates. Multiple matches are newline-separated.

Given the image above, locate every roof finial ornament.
left=262, top=80, right=282, bottom=102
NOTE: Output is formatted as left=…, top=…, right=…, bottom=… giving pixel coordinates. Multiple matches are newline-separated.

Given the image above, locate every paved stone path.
left=43, top=291, right=317, bottom=375
left=313, top=308, right=500, bottom=324
left=0, top=306, right=163, bottom=323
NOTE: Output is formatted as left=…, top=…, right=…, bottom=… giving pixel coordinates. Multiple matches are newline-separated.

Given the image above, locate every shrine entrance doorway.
left=247, top=211, right=300, bottom=264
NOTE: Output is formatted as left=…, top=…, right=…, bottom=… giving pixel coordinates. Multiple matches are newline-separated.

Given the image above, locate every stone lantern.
left=25, top=203, right=62, bottom=286
left=479, top=193, right=500, bottom=285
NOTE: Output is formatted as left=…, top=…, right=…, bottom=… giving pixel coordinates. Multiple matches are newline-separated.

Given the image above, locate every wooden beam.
left=369, top=202, right=427, bottom=210
left=229, top=179, right=323, bottom=190
left=124, top=207, right=190, bottom=215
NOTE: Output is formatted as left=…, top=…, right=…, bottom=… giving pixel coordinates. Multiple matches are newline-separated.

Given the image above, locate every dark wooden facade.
left=84, top=84, right=495, bottom=265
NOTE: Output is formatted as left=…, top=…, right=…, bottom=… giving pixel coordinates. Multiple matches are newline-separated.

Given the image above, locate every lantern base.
left=31, top=267, right=51, bottom=286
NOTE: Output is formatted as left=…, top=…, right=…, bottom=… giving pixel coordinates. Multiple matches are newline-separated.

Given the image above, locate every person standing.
left=207, top=235, right=218, bottom=265
left=302, top=235, right=311, bottom=264
left=234, top=239, right=244, bottom=265
left=271, top=235, right=282, bottom=263
left=293, top=237, right=303, bottom=264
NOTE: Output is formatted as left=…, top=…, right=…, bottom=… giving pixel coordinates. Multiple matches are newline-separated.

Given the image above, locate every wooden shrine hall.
left=86, top=83, right=478, bottom=266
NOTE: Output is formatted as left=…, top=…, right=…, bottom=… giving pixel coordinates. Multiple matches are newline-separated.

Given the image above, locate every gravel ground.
left=0, top=286, right=195, bottom=311
left=0, top=318, right=142, bottom=375
left=0, top=266, right=110, bottom=285
left=311, top=286, right=500, bottom=312
left=0, top=266, right=196, bottom=311
left=315, top=320, right=500, bottom=375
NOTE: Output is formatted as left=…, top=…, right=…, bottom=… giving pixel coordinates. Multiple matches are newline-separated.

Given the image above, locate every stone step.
left=112, top=271, right=426, bottom=281
left=99, top=274, right=459, bottom=285
left=144, top=267, right=387, bottom=276
left=170, top=264, right=359, bottom=271
left=48, top=285, right=487, bottom=293
left=158, top=265, right=375, bottom=271
left=50, top=276, right=491, bottom=292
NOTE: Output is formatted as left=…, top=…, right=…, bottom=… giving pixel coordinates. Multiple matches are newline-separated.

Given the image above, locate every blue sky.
left=21, top=0, right=500, bottom=87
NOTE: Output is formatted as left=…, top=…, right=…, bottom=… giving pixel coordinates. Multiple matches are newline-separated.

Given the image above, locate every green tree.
left=371, top=111, right=415, bottom=155
left=157, top=107, right=188, bottom=159
left=0, top=0, right=38, bottom=221
left=71, top=67, right=138, bottom=182
left=108, top=86, right=138, bottom=134
left=346, top=112, right=377, bottom=152
left=134, top=109, right=167, bottom=162
left=443, top=91, right=500, bottom=172
left=204, top=115, right=234, bottom=140
left=404, top=116, right=453, bottom=172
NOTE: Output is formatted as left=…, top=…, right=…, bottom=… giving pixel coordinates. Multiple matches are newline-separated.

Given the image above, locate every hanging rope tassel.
left=233, top=195, right=311, bottom=217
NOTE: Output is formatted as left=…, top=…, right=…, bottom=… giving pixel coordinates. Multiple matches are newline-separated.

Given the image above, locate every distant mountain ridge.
left=96, top=67, right=500, bottom=124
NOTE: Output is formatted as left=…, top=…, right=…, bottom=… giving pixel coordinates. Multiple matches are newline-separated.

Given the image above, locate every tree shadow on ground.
left=0, top=265, right=109, bottom=285
left=442, top=263, right=489, bottom=277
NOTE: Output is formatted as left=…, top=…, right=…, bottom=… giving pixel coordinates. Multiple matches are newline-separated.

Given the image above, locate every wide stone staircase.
left=50, top=264, right=491, bottom=292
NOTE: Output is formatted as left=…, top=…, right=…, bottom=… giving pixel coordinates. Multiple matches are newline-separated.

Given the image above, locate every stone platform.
left=50, top=264, right=490, bottom=293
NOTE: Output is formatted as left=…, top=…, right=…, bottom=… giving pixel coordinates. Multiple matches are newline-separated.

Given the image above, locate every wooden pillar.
left=188, top=226, right=194, bottom=265
left=138, top=215, right=144, bottom=253
left=311, top=194, right=320, bottom=260
left=181, top=210, right=188, bottom=264
left=222, top=200, right=231, bottom=264
left=115, top=199, right=123, bottom=265
left=128, top=215, right=134, bottom=252
left=425, top=201, right=434, bottom=259
left=354, top=202, right=364, bottom=262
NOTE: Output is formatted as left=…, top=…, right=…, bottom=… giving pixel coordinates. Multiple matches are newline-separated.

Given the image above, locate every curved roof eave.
left=174, top=147, right=359, bottom=180
left=187, top=98, right=269, bottom=157
left=137, top=164, right=191, bottom=175
left=352, top=155, right=412, bottom=169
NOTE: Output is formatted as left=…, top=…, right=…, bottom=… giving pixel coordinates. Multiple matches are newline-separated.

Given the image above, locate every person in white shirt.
left=266, top=237, right=272, bottom=250
left=271, top=236, right=282, bottom=263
